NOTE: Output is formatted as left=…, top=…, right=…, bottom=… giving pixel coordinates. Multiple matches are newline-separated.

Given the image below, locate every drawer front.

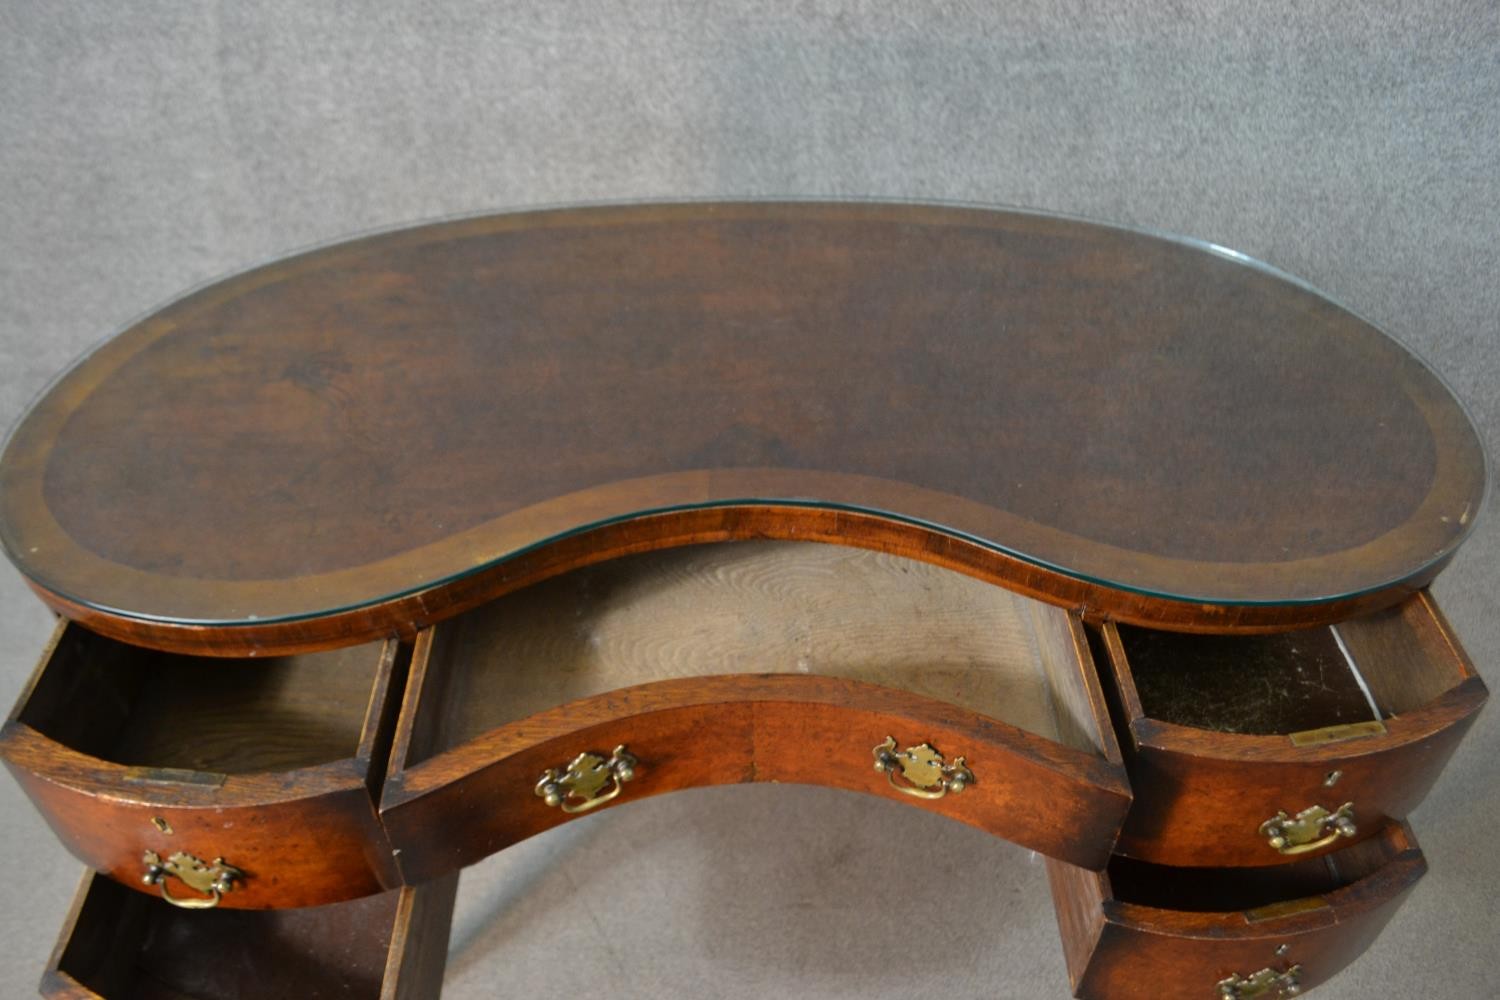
left=382, top=697, right=757, bottom=885
left=1047, top=827, right=1427, bottom=1000
left=1118, top=685, right=1483, bottom=867
left=380, top=543, right=1129, bottom=878
left=4, top=738, right=395, bottom=909
left=41, top=868, right=458, bottom=999
left=751, top=681, right=1130, bottom=870
left=382, top=676, right=1131, bottom=883
left=1078, top=890, right=1419, bottom=1000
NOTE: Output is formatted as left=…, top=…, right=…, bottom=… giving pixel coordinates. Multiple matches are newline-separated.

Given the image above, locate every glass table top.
left=0, top=201, right=1485, bottom=646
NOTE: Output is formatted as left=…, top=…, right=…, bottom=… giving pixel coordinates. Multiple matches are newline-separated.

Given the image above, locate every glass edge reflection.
left=21, top=495, right=1482, bottom=630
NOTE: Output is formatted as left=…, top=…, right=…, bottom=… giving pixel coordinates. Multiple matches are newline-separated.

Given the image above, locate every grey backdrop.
left=1, top=3, right=1496, bottom=998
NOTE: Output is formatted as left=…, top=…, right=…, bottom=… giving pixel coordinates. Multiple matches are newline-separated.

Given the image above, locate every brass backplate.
left=872, top=736, right=974, bottom=800
left=1217, top=964, right=1302, bottom=998
left=142, top=850, right=243, bottom=908
left=535, top=745, right=638, bottom=813
left=1259, top=801, right=1356, bottom=855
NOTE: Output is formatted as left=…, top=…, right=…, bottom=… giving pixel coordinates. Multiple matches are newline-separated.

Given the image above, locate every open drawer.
left=1046, top=822, right=1426, bottom=999
left=1097, top=591, right=1487, bottom=867
left=40, top=868, right=458, bottom=999
left=0, top=623, right=406, bottom=909
left=380, top=540, right=1132, bottom=882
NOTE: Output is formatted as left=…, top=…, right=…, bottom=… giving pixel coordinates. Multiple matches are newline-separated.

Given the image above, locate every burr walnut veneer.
left=0, top=202, right=1486, bottom=998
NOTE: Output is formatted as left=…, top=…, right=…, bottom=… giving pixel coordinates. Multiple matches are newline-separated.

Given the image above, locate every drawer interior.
left=402, top=540, right=1112, bottom=765
left=52, top=877, right=395, bottom=998
left=45, top=870, right=458, bottom=999
left=18, top=626, right=390, bottom=774
left=1114, top=596, right=1471, bottom=735
left=1103, top=827, right=1404, bottom=913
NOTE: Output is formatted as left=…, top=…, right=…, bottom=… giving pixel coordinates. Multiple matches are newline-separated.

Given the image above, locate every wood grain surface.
left=383, top=674, right=1130, bottom=880
left=15, top=624, right=387, bottom=774
left=380, top=873, right=461, bottom=1000
left=0, top=202, right=1484, bottom=653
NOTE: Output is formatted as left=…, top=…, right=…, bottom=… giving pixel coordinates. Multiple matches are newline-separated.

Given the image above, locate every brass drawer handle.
left=1259, top=803, right=1356, bottom=855
left=535, top=745, right=638, bottom=814
left=142, top=850, right=242, bottom=909
left=1217, top=964, right=1303, bottom=997
left=872, top=736, right=973, bottom=800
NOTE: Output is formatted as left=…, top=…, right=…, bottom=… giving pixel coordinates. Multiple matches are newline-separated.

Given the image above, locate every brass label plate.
left=1288, top=719, right=1387, bottom=747
left=1244, top=896, right=1329, bottom=923
left=123, top=766, right=227, bottom=787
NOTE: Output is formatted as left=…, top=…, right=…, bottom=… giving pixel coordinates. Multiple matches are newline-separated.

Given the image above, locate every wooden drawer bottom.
left=41, top=869, right=458, bottom=999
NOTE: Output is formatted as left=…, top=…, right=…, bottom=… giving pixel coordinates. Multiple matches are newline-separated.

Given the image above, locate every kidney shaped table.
left=0, top=202, right=1486, bottom=999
